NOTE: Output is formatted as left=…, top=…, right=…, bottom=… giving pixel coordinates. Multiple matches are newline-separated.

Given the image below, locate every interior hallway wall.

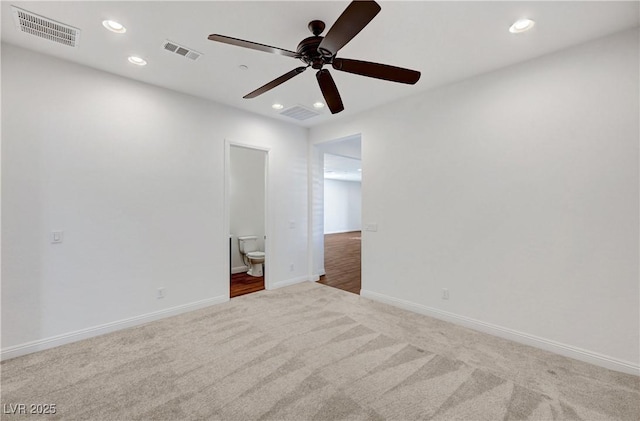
left=309, top=29, right=640, bottom=372
left=1, top=44, right=309, bottom=357
left=324, top=179, right=361, bottom=234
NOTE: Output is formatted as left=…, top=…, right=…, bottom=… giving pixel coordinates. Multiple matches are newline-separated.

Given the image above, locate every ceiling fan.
left=207, top=0, right=421, bottom=114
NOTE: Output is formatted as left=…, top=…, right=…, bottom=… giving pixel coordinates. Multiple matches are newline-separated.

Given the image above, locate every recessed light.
left=128, top=56, right=147, bottom=66
left=313, top=102, right=325, bottom=109
left=272, top=103, right=284, bottom=110
left=102, top=20, right=126, bottom=34
left=509, top=18, right=535, bottom=34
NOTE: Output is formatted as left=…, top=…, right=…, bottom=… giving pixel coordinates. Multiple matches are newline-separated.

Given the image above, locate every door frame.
left=224, top=140, right=271, bottom=295
left=308, top=133, right=362, bottom=285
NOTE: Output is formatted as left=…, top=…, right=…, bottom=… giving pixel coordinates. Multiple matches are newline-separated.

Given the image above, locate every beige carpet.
left=1, top=282, right=638, bottom=420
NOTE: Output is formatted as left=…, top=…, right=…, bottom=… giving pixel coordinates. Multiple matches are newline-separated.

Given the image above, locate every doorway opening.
left=226, top=142, right=269, bottom=298
left=310, top=134, right=362, bottom=295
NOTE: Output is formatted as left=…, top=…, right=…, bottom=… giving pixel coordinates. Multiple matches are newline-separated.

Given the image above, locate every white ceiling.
left=324, top=153, right=362, bottom=182
left=2, top=1, right=638, bottom=128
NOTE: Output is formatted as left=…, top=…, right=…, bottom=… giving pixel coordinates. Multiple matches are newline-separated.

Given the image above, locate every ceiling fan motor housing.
left=297, top=35, right=328, bottom=69
left=298, top=20, right=335, bottom=69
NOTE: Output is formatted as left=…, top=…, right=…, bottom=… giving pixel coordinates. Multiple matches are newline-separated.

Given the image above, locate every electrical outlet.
left=289, top=263, right=294, bottom=272
left=365, top=223, right=378, bottom=232
left=157, top=288, right=165, bottom=299
left=442, top=288, right=449, bottom=300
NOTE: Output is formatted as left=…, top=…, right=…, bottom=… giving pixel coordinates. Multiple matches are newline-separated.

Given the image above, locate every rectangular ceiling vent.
left=162, top=40, right=202, bottom=61
left=280, top=105, right=320, bottom=121
left=12, top=6, right=80, bottom=47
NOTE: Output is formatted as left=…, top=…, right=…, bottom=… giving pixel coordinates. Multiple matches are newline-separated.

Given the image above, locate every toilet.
left=238, top=236, right=265, bottom=277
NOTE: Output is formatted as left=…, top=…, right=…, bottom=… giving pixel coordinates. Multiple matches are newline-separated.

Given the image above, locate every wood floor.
left=318, top=231, right=361, bottom=295
left=231, top=231, right=361, bottom=297
left=230, top=271, right=264, bottom=298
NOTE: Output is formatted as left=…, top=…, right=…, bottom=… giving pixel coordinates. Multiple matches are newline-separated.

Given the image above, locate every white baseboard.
left=231, top=265, right=248, bottom=274
left=360, top=289, right=639, bottom=376
left=269, top=275, right=311, bottom=290
left=324, top=229, right=361, bottom=235
left=308, top=271, right=325, bottom=282
left=1, top=295, right=229, bottom=361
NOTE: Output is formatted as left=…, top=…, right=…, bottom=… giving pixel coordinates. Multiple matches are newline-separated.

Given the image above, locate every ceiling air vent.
left=280, top=105, right=320, bottom=121
left=162, top=40, right=202, bottom=61
left=12, top=6, right=80, bottom=47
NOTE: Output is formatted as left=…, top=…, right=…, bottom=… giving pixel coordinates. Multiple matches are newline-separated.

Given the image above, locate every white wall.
left=318, top=135, right=362, bottom=160
left=310, top=29, right=640, bottom=373
left=1, top=44, right=309, bottom=357
left=230, top=146, right=265, bottom=272
left=324, top=179, right=361, bottom=234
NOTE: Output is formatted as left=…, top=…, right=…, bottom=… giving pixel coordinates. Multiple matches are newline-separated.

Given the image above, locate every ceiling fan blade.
left=243, top=67, right=307, bottom=99
left=208, top=34, right=299, bottom=58
left=316, top=69, right=344, bottom=114
left=333, top=58, right=421, bottom=84
left=318, top=0, right=381, bottom=57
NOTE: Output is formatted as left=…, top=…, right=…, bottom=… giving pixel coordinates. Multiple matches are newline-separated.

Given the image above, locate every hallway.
left=318, top=231, right=361, bottom=294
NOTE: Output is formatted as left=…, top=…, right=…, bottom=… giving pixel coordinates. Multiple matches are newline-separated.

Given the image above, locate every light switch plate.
left=51, top=231, right=64, bottom=244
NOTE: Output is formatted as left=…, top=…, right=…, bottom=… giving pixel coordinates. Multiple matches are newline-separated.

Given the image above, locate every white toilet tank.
left=238, top=236, right=258, bottom=254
